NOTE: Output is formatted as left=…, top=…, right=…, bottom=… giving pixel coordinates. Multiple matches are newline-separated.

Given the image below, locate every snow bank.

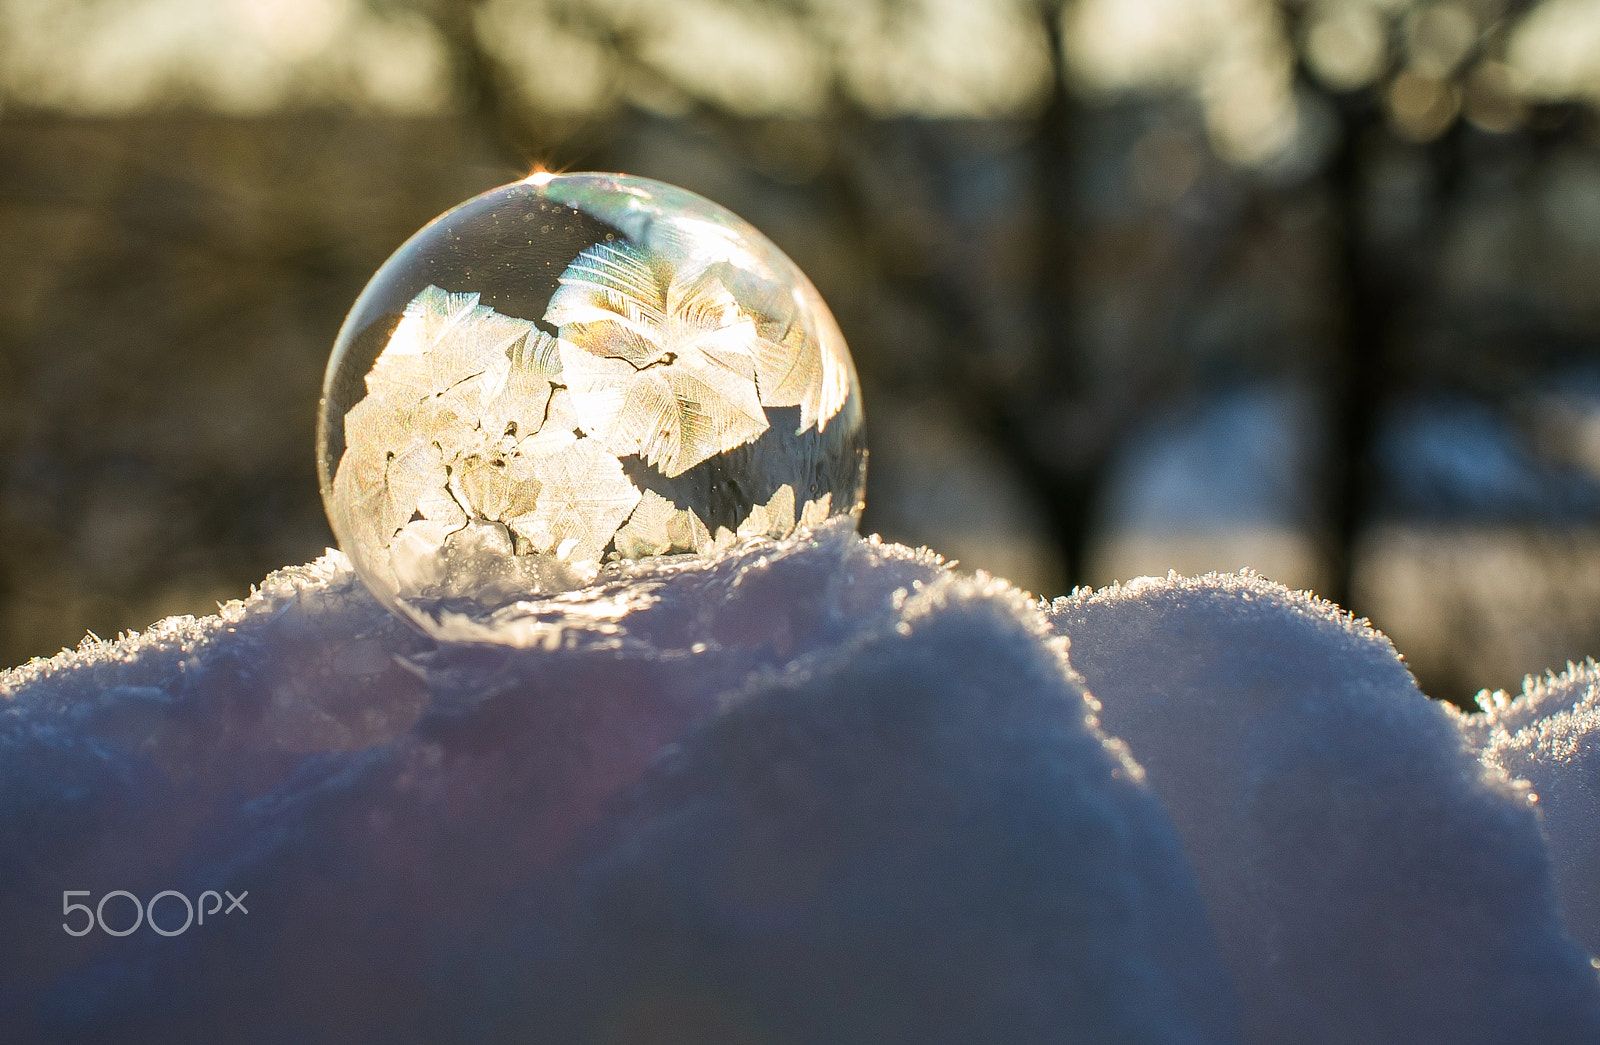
left=1047, top=572, right=1600, bottom=1045
left=1473, top=660, right=1600, bottom=958
left=0, top=523, right=1236, bottom=1044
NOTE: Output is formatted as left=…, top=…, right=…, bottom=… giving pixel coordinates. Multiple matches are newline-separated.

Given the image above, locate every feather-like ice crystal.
left=319, top=173, right=866, bottom=641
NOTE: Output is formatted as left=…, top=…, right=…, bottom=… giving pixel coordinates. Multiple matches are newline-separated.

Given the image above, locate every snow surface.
left=1047, top=572, right=1600, bottom=1045
left=1472, top=659, right=1600, bottom=959
left=0, top=521, right=1237, bottom=1045
left=8, top=524, right=1600, bottom=1043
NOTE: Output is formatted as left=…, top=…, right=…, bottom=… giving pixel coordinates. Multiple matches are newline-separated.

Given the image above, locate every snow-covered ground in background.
left=1090, top=384, right=1600, bottom=699
left=4, top=522, right=1600, bottom=1043
left=1088, top=385, right=1326, bottom=593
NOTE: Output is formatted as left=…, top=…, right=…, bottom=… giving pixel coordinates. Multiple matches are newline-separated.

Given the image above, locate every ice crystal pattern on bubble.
left=332, top=244, right=843, bottom=595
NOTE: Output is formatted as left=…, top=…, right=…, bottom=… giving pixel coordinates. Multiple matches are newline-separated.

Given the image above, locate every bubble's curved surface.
left=318, top=173, right=867, bottom=640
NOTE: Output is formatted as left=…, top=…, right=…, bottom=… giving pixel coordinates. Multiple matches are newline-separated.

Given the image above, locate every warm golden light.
left=526, top=169, right=555, bottom=186
left=1065, top=0, right=1301, bottom=169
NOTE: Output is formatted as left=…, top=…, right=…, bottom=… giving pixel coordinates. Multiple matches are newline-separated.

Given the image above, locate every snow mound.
left=0, top=523, right=1236, bottom=1044
left=1047, top=571, right=1600, bottom=1045
left=1474, top=659, right=1600, bottom=957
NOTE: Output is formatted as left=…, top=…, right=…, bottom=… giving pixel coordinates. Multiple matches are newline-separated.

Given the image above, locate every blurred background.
left=5, top=0, right=1600, bottom=706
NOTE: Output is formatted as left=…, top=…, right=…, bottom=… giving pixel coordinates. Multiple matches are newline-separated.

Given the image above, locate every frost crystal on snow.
left=320, top=173, right=867, bottom=639
left=1472, top=659, right=1600, bottom=960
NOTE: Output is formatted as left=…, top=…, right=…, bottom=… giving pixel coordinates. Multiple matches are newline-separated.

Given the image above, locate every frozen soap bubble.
left=317, top=172, right=867, bottom=640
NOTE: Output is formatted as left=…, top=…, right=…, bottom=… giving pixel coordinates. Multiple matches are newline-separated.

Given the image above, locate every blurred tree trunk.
left=1031, top=0, right=1099, bottom=586
left=1325, top=98, right=1387, bottom=611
